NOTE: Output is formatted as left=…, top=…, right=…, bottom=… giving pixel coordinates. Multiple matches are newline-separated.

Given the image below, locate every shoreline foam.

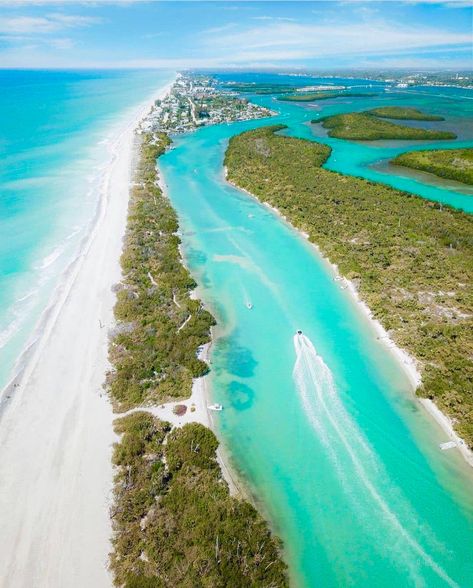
left=0, top=79, right=175, bottom=412
left=224, top=167, right=473, bottom=469
left=0, top=79, right=174, bottom=588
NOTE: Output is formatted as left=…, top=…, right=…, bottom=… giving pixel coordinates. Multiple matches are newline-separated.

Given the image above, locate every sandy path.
left=0, top=83, right=172, bottom=587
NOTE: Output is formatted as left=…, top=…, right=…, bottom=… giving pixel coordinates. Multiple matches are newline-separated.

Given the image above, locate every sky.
left=0, top=0, right=471, bottom=70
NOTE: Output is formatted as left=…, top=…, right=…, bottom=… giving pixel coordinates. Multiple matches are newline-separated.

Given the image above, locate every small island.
left=222, top=81, right=296, bottom=95
left=314, top=112, right=457, bottom=140
left=392, top=148, right=473, bottom=186
left=367, top=106, right=444, bottom=121
left=280, top=91, right=377, bottom=102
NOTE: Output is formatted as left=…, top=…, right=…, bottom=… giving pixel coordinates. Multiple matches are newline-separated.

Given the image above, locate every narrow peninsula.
left=225, top=125, right=473, bottom=449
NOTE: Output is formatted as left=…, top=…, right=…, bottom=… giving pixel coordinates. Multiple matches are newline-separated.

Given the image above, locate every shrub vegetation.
left=225, top=125, right=473, bottom=446
left=108, top=131, right=288, bottom=587
left=392, top=148, right=473, bottom=186
left=110, top=413, right=288, bottom=587
left=366, top=107, right=444, bottom=121
left=107, top=133, right=216, bottom=411
left=314, top=112, right=456, bottom=140
left=222, top=82, right=296, bottom=95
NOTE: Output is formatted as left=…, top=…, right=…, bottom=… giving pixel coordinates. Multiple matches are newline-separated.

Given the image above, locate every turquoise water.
left=160, top=76, right=473, bottom=586
left=217, top=73, right=473, bottom=212
left=0, top=69, right=173, bottom=391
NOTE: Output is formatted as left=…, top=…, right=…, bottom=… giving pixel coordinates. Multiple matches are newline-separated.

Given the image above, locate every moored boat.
left=208, top=403, right=223, bottom=412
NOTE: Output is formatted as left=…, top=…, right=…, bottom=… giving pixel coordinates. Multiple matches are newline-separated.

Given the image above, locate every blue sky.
left=0, top=1, right=471, bottom=70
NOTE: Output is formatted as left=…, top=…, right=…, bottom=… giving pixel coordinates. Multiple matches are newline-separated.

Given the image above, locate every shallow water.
left=217, top=73, right=473, bottom=212
left=0, top=69, right=173, bottom=391
left=160, top=75, right=473, bottom=586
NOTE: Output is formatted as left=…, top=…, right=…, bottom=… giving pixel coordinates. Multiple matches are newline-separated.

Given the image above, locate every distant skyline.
left=0, top=0, right=471, bottom=70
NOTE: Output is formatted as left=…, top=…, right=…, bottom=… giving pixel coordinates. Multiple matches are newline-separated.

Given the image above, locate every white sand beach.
left=0, top=81, right=173, bottom=588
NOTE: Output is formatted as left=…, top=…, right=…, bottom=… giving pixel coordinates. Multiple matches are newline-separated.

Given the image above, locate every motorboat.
left=208, top=403, right=223, bottom=412
left=246, top=302, right=253, bottom=310
left=297, top=330, right=303, bottom=335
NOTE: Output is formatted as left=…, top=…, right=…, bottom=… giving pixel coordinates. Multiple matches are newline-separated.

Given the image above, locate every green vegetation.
left=107, top=132, right=216, bottom=411
left=392, top=148, right=473, bottom=186
left=111, top=412, right=288, bottom=587
left=223, top=82, right=295, bottom=95
left=108, top=131, right=287, bottom=588
left=225, top=126, right=473, bottom=446
left=279, top=92, right=377, bottom=102
left=314, top=112, right=456, bottom=141
left=367, top=107, right=444, bottom=121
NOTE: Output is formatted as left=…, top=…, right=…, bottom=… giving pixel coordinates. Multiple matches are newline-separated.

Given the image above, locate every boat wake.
left=293, top=332, right=457, bottom=587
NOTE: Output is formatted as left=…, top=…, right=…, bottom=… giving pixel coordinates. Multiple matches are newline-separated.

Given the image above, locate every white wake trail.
left=293, top=333, right=457, bottom=588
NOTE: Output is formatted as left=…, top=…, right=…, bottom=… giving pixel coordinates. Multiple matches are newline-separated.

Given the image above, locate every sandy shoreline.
left=224, top=168, right=473, bottom=469
left=155, top=163, right=242, bottom=496
left=0, top=80, right=173, bottom=587
left=420, top=399, right=473, bottom=467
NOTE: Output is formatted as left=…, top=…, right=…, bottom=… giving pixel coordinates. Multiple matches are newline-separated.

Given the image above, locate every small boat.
left=439, top=441, right=457, bottom=451
left=246, top=302, right=253, bottom=310
left=208, top=403, right=223, bottom=412
left=297, top=330, right=303, bottom=335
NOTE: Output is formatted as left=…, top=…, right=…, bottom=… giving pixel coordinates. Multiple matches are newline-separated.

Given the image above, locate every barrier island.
left=107, top=128, right=287, bottom=587
left=367, top=107, right=444, bottom=121
left=392, top=148, right=473, bottom=186
left=225, top=126, right=473, bottom=446
left=314, top=112, right=456, bottom=140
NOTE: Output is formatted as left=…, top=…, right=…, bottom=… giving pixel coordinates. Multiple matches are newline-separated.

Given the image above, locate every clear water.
left=159, top=74, right=473, bottom=587
left=217, top=73, right=473, bottom=212
left=0, top=69, right=173, bottom=391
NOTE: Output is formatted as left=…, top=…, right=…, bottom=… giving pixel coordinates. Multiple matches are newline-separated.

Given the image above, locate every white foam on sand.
left=0, top=80, right=174, bottom=588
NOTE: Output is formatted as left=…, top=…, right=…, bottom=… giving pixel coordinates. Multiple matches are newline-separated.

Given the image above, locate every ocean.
left=2, top=69, right=473, bottom=586
left=0, top=69, right=173, bottom=392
